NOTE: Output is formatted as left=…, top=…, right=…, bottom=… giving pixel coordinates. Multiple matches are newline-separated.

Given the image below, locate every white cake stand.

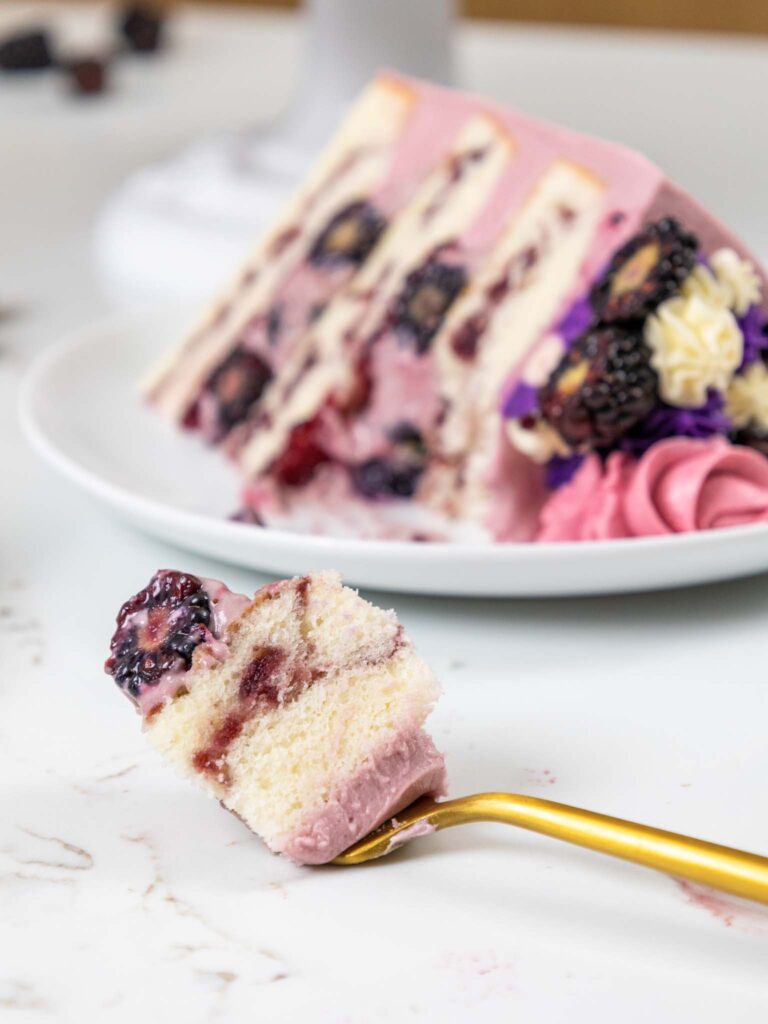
left=94, top=0, right=456, bottom=303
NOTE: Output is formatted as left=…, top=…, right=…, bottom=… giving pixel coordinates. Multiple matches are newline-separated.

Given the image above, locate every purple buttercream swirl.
left=738, top=305, right=768, bottom=369
left=557, top=294, right=594, bottom=347
left=545, top=454, right=585, bottom=490
left=502, top=381, right=539, bottom=419
left=619, top=390, right=731, bottom=457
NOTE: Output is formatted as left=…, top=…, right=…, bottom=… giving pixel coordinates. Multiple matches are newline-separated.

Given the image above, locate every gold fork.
left=333, top=792, right=768, bottom=905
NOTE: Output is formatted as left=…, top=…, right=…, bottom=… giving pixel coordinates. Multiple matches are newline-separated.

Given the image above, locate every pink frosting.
left=200, top=577, right=251, bottom=635
left=280, top=729, right=447, bottom=865
left=536, top=439, right=768, bottom=542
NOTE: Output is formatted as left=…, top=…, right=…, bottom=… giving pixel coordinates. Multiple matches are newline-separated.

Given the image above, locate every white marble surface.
left=2, top=5, right=768, bottom=1021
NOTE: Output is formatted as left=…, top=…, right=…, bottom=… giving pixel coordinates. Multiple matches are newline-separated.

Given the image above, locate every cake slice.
left=104, top=570, right=445, bottom=864
left=145, top=73, right=768, bottom=542
left=233, top=86, right=768, bottom=541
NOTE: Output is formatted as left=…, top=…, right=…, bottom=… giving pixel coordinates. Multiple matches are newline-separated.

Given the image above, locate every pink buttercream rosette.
left=537, top=438, right=768, bottom=542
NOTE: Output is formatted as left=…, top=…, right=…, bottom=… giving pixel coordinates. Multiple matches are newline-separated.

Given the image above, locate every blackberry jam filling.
left=271, top=417, right=330, bottom=487
left=202, top=347, right=272, bottom=439
left=350, top=457, right=423, bottom=500
left=392, top=258, right=467, bottom=354
left=309, top=201, right=385, bottom=268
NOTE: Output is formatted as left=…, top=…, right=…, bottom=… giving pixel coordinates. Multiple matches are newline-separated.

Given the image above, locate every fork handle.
left=434, top=792, right=768, bottom=905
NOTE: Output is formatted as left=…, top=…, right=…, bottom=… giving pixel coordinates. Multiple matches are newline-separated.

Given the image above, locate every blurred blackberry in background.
left=119, top=4, right=166, bottom=54
left=0, top=30, right=53, bottom=71
left=591, top=218, right=698, bottom=323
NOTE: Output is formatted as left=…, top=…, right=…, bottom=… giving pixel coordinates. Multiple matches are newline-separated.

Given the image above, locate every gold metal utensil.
left=333, top=793, right=768, bottom=906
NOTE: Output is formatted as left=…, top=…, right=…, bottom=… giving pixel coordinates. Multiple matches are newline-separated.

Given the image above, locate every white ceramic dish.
left=19, top=309, right=768, bottom=597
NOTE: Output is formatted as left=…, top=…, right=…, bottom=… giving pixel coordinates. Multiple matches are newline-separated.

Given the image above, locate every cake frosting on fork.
left=105, top=570, right=445, bottom=864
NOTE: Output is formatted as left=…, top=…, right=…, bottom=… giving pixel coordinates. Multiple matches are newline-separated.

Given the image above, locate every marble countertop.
left=2, top=6, right=768, bottom=1021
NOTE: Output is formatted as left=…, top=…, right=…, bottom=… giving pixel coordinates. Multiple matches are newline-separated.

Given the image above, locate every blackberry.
left=591, top=218, right=698, bottom=323
left=203, top=348, right=272, bottom=438
left=351, top=457, right=422, bottom=499
left=539, top=325, right=659, bottom=449
left=309, top=201, right=385, bottom=268
left=119, top=5, right=166, bottom=54
left=733, top=427, right=768, bottom=459
left=231, top=506, right=264, bottom=526
left=266, top=305, right=283, bottom=347
left=66, top=57, right=108, bottom=97
left=392, top=259, right=466, bottom=354
left=389, top=421, right=425, bottom=454
left=105, top=571, right=212, bottom=699
left=0, top=30, right=53, bottom=71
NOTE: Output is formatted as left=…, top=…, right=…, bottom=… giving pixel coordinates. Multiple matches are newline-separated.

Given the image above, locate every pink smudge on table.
left=524, top=768, right=557, bottom=786
left=676, top=879, right=768, bottom=933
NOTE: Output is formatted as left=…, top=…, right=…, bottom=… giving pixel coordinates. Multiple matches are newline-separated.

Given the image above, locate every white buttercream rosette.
left=645, top=248, right=761, bottom=409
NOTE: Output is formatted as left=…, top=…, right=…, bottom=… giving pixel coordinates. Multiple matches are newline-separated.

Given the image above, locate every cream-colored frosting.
left=520, top=332, right=567, bottom=386
left=726, top=362, right=768, bottom=431
left=681, top=263, right=727, bottom=307
left=645, top=293, right=743, bottom=408
left=506, top=417, right=571, bottom=463
left=710, top=248, right=761, bottom=315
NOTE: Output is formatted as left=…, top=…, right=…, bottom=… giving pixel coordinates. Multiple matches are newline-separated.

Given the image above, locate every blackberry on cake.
left=392, top=256, right=468, bottom=354
left=105, top=570, right=446, bottom=864
left=309, top=200, right=386, bottom=268
left=590, top=218, right=698, bottom=323
left=539, top=324, right=659, bottom=449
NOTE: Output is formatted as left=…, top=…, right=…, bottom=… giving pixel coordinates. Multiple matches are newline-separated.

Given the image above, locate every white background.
left=2, top=5, right=768, bottom=1020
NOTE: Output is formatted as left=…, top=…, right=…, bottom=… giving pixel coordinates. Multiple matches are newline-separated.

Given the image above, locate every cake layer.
left=105, top=570, right=445, bottom=863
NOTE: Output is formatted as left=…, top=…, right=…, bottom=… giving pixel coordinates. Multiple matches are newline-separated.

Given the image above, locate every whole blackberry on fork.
left=105, top=571, right=212, bottom=699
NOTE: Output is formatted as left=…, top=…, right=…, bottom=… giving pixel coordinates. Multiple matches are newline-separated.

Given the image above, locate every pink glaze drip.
left=536, top=438, right=768, bottom=542
left=138, top=668, right=191, bottom=719
left=281, top=730, right=447, bottom=865
left=200, top=577, right=251, bottom=636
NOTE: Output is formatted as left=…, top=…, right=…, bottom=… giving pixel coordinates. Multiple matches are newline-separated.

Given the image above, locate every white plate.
left=19, top=309, right=768, bottom=597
